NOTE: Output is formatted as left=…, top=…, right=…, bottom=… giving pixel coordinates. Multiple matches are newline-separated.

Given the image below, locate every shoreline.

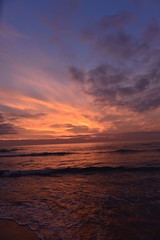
left=0, top=219, right=39, bottom=240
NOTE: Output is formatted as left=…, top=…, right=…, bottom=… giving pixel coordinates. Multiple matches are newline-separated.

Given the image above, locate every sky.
left=0, top=0, right=160, bottom=143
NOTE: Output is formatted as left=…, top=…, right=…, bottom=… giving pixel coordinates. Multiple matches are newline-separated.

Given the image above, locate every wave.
left=0, top=151, right=74, bottom=158
left=0, top=148, right=20, bottom=153
left=0, top=166, right=160, bottom=177
left=0, top=148, right=160, bottom=158
left=109, top=148, right=160, bottom=154
left=110, top=149, right=144, bottom=153
left=85, top=148, right=160, bottom=155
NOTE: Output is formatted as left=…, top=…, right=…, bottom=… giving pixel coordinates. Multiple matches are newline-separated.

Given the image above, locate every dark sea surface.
left=0, top=141, right=160, bottom=239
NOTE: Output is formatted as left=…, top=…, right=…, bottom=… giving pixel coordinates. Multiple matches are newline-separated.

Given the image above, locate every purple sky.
left=0, top=0, right=160, bottom=142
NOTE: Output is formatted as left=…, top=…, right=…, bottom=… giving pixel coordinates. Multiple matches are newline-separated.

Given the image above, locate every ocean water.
left=0, top=141, right=160, bottom=240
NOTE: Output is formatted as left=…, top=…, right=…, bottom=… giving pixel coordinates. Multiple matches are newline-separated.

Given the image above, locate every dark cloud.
left=69, top=64, right=160, bottom=112
left=11, top=112, right=46, bottom=119
left=69, top=67, right=85, bottom=83
left=78, top=15, right=151, bottom=65
left=79, top=11, right=135, bottom=56
left=0, top=123, right=17, bottom=135
left=95, top=31, right=149, bottom=63
left=69, top=10, right=160, bottom=113
left=0, top=104, right=46, bottom=119
left=0, top=112, right=17, bottom=135
left=0, top=112, right=4, bottom=121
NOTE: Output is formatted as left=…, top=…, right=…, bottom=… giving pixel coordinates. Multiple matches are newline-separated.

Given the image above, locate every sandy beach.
left=0, top=219, right=38, bottom=240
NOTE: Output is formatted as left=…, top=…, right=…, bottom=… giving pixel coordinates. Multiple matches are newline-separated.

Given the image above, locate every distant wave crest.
left=0, top=166, right=160, bottom=178
left=0, top=151, right=74, bottom=158
left=1, top=148, right=160, bottom=158
left=110, top=149, right=144, bottom=153
left=109, top=148, right=160, bottom=154
left=0, top=148, right=20, bottom=153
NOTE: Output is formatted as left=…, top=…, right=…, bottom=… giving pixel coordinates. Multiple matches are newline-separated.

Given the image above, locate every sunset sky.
left=0, top=0, right=160, bottom=142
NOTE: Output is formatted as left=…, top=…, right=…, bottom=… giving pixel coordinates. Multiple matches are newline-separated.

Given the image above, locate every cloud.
left=80, top=28, right=95, bottom=41
left=69, top=11, right=160, bottom=113
left=98, top=11, right=134, bottom=30
left=142, top=18, right=160, bottom=46
left=79, top=11, right=135, bottom=51
left=51, top=123, right=73, bottom=128
left=51, top=123, right=89, bottom=133
left=12, top=112, right=46, bottom=119
left=69, top=63, right=160, bottom=112
left=0, top=104, right=46, bottom=119
left=77, top=14, right=160, bottom=65
left=69, top=67, right=85, bottom=83
left=66, top=125, right=90, bottom=133
left=1, top=4, right=160, bottom=139
left=95, top=31, right=149, bottom=63
left=0, top=123, right=17, bottom=135
left=0, top=112, right=17, bottom=135
left=42, top=1, right=81, bottom=58
left=50, top=123, right=98, bottom=134
left=0, top=112, right=4, bottom=121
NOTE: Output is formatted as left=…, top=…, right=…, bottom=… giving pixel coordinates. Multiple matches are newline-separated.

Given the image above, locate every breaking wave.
left=0, top=166, right=160, bottom=177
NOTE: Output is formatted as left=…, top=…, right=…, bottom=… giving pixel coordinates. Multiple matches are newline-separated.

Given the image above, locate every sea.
left=0, top=141, right=160, bottom=240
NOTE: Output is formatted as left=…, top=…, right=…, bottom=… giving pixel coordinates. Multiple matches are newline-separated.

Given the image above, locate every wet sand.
left=0, top=219, right=38, bottom=240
